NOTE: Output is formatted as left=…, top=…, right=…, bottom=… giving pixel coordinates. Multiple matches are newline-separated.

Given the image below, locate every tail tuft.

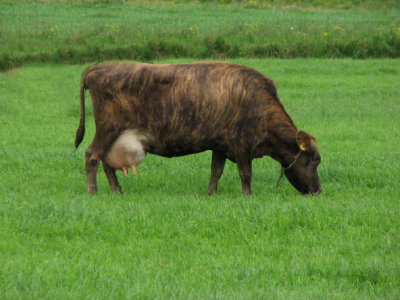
left=74, top=75, right=87, bottom=148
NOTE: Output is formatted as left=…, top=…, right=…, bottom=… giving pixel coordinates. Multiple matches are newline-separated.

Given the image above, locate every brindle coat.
left=75, top=61, right=321, bottom=195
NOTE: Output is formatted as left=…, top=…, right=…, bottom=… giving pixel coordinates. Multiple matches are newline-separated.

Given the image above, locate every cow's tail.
left=75, top=75, right=87, bottom=148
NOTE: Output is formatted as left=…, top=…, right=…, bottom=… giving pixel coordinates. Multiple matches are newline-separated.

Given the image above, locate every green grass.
left=1, top=1, right=400, bottom=70
left=0, top=58, right=399, bottom=299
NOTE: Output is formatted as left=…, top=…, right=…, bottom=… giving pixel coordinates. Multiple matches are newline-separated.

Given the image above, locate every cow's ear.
left=297, top=130, right=315, bottom=152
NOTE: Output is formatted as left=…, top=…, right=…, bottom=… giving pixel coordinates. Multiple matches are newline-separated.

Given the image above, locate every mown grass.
left=1, top=1, right=400, bottom=70
left=0, top=58, right=399, bottom=299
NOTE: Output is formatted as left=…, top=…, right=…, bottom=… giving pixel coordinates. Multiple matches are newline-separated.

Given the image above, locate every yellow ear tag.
left=299, top=143, right=307, bottom=151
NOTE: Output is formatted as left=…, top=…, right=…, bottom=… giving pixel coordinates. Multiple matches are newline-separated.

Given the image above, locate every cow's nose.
left=302, top=187, right=321, bottom=196
left=312, top=187, right=322, bottom=195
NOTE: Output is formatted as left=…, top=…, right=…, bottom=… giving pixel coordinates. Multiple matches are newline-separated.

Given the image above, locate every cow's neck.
left=267, top=124, right=299, bottom=168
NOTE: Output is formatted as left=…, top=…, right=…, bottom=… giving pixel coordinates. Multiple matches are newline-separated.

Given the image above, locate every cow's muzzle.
left=302, top=187, right=322, bottom=196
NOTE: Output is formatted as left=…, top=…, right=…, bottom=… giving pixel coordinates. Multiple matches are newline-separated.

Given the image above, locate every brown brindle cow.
left=75, top=61, right=321, bottom=195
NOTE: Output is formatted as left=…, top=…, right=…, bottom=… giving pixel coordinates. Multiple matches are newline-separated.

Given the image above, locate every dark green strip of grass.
left=1, top=1, right=400, bottom=70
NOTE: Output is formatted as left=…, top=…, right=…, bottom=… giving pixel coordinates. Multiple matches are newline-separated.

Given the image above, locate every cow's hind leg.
left=85, top=129, right=120, bottom=194
left=85, top=147, right=100, bottom=194
left=102, top=161, right=122, bottom=193
left=208, top=151, right=226, bottom=195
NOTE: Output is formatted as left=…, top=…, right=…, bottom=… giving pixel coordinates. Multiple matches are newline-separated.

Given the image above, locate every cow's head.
left=284, top=131, right=321, bottom=195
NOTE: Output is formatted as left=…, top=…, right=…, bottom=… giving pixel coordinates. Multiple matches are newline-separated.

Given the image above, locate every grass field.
left=0, top=58, right=399, bottom=299
left=1, top=1, right=400, bottom=70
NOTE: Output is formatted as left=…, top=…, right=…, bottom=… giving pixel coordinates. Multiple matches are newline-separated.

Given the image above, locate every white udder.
left=105, top=130, right=146, bottom=176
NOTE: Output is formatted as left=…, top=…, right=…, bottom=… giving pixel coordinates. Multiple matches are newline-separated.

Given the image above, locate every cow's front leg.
left=102, top=161, right=122, bottom=193
left=236, top=156, right=253, bottom=196
left=208, top=151, right=226, bottom=195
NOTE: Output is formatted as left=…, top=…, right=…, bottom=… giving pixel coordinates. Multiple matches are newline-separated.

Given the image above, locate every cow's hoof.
left=112, top=187, right=123, bottom=194
left=87, top=187, right=98, bottom=194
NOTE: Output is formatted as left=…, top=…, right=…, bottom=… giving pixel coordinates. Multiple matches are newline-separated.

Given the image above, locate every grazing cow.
left=75, top=61, right=321, bottom=195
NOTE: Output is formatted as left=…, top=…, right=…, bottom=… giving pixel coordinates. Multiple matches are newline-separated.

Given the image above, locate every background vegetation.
left=1, top=58, right=399, bottom=299
left=1, top=0, right=400, bottom=70
left=137, top=0, right=398, bottom=10
left=11, top=0, right=400, bottom=10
